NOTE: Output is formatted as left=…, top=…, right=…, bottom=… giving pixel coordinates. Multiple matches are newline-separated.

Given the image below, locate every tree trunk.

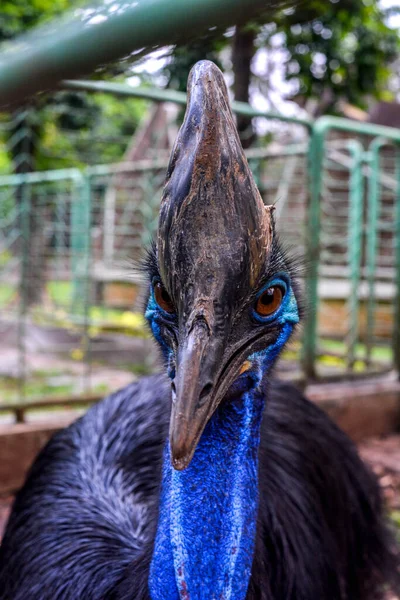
left=232, top=26, right=257, bottom=149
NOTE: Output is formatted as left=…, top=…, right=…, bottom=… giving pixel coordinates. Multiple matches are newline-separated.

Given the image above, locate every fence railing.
left=0, top=141, right=310, bottom=409
left=1, top=0, right=400, bottom=415
left=1, top=91, right=400, bottom=414
left=304, top=117, right=400, bottom=378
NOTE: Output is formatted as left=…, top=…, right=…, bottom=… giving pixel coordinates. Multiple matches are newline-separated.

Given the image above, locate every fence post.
left=393, top=145, right=400, bottom=377
left=346, top=140, right=364, bottom=370
left=365, top=137, right=386, bottom=366
left=17, top=175, right=31, bottom=413
left=70, top=173, right=92, bottom=392
left=302, top=121, right=324, bottom=379
left=71, top=175, right=90, bottom=313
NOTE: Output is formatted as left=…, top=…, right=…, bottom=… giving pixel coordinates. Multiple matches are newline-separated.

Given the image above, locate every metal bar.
left=81, top=174, right=93, bottom=394
left=365, top=138, right=386, bottom=365
left=346, top=141, right=364, bottom=370
left=63, top=80, right=313, bottom=129
left=63, top=89, right=400, bottom=142
left=64, top=80, right=189, bottom=106
left=17, top=182, right=31, bottom=412
left=55, top=192, right=68, bottom=273
left=103, top=186, right=116, bottom=267
left=0, top=393, right=103, bottom=416
left=301, top=122, right=325, bottom=378
left=393, top=145, right=400, bottom=376
left=312, top=116, right=400, bottom=145
left=0, top=0, right=282, bottom=108
left=0, top=145, right=306, bottom=186
left=87, top=146, right=307, bottom=177
left=0, top=169, right=83, bottom=187
left=70, top=178, right=90, bottom=314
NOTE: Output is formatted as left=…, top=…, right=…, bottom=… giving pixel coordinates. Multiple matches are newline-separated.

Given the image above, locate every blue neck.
left=149, top=387, right=265, bottom=600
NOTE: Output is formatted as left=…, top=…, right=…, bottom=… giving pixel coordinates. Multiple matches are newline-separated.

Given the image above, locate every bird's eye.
left=255, top=286, right=284, bottom=317
left=154, top=282, right=175, bottom=314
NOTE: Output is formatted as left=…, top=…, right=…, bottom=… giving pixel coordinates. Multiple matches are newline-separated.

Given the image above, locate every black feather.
left=0, top=376, right=398, bottom=599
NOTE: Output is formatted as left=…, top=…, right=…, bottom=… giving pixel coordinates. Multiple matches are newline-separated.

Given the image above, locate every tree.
left=271, top=0, right=400, bottom=115
left=160, top=0, right=400, bottom=143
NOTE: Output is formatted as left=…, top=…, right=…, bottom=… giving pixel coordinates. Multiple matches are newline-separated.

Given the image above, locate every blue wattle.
left=149, top=321, right=296, bottom=600
left=149, top=386, right=264, bottom=600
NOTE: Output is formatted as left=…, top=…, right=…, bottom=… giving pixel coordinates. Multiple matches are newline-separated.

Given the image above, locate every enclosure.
left=2, top=87, right=400, bottom=412
left=1, top=0, right=400, bottom=506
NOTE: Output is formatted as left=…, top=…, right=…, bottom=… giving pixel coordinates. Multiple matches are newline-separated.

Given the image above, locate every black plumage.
left=0, top=377, right=398, bottom=599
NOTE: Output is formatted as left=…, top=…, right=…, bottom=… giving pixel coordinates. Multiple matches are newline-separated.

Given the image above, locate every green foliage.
left=1, top=0, right=399, bottom=169
left=35, top=91, right=148, bottom=169
left=0, top=1, right=148, bottom=172
left=277, top=0, right=400, bottom=109
left=162, top=0, right=399, bottom=117
left=0, top=0, right=77, bottom=42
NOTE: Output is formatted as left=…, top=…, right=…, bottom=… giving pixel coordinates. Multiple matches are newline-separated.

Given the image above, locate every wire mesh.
left=314, top=131, right=400, bottom=377
left=1, top=87, right=400, bottom=412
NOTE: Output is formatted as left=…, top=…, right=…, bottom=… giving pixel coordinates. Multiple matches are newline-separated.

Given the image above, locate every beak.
left=169, top=322, right=220, bottom=471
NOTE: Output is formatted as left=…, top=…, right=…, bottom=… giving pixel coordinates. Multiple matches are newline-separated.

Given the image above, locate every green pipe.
left=0, top=169, right=83, bottom=187
left=64, top=79, right=313, bottom=129
left=64, top=80, right=189, bottom=106
left=0, top=0, right=281, bottom=108
left=0, top=144, right=307, bottom=186
left=17, top=181, right=31, bottom=406
left=71, top=175, right=91, bottom=315
left=346, top=140, right=364, bottom=370
left=393, top=146, right=400, bottom=376
left=365, top=138, right=386, bottom=365
left=301, top=120, right=325, bottom=378
left=313, top=116, right=400, bottom=144
left=81, top=174, right=93, bottom=393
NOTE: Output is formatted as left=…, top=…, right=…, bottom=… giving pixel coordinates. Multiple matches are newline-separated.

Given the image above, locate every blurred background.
left=2, top=0, right=400, bottom=541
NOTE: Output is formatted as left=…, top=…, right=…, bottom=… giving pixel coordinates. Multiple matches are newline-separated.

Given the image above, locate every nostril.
left=199, top=382, right=213, bottom=405
left=171, top=381, right=176, bottom=402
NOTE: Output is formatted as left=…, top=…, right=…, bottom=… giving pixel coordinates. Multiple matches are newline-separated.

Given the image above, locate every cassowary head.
left=145, top=61, right=300, bottom=470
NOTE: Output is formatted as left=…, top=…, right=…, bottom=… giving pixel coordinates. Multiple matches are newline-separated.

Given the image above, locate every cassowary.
left=0, top=61, right=399, bottom=600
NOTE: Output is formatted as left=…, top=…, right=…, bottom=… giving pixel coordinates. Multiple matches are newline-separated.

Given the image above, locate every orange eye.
left=154, top=282, right=175, bottom=314
left=255, top=287, right=283, bottom=317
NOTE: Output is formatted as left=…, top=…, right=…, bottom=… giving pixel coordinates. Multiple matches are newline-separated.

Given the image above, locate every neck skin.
left=149, top=384, right=265, bottom=600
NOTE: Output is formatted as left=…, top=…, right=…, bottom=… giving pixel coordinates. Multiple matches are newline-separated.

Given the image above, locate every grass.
left=318, top=338, right=393, bottom=372
left=0, top=283, right=17, bottom=308
left=0, top=375, right=74, bottom=403
left=320, top=338, right=392, bottom=362
left=47, top=281, right=71, bottom=306
left=0, top=372, right=111, bottom=404
left=46, top=281, right=149, bottom=337
left=280, top=338, right=393, bottom=372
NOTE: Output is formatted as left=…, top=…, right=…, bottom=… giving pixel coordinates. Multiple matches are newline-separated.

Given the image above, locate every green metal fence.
left=1, top=0, right=400, bottom=416
left=2, top=85, right=400, bottom=414
left=304, top=118, right=400, bottom=378
left=0, top=121, right=311, bottom=409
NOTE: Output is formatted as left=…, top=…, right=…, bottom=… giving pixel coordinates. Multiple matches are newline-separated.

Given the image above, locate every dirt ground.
left=359, top=435, right=400, bottom=513
left=0, top=434, right=400, bottom=596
